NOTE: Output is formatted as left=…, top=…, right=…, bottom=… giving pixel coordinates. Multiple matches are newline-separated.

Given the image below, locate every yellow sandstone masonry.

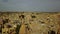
left=0, top=12, right=60, bottom=34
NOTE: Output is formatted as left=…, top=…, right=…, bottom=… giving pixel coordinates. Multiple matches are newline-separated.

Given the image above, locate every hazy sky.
left=0, top=0, right=60, bottom=12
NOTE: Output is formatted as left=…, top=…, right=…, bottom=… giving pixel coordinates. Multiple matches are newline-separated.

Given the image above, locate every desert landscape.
left=0, top=12, right=60, bottom=34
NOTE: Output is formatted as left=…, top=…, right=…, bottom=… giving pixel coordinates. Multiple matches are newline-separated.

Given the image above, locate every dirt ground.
left=0, top=12, right=60, bottom=34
